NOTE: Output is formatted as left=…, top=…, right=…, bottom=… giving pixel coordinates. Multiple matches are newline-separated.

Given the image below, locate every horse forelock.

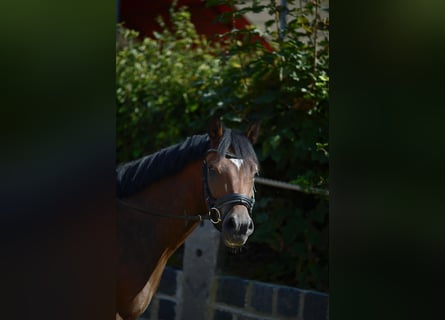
left=216, top=128, right=258, bottom=166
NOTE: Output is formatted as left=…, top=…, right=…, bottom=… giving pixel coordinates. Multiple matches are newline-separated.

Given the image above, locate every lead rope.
left=117, top=198, right=211, bottom=222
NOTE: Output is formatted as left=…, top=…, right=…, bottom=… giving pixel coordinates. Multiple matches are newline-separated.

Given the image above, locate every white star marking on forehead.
left=229, top=158, right=244, bottom=170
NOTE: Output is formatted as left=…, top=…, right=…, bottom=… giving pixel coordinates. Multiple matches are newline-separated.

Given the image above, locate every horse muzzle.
left=208, top=193, right=255, bottom=248
left=220, top=207, right=254, bottom=248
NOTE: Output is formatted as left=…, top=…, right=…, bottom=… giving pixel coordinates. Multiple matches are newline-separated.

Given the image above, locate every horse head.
left=204, top=116, right=260, bottom=248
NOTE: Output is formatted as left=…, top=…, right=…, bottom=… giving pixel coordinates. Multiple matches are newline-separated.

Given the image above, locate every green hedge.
left=117, top=0, right=329, bottom=291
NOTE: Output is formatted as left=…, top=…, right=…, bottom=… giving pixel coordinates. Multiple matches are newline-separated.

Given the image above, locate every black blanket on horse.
left=116, top=134, right=210, bottom=198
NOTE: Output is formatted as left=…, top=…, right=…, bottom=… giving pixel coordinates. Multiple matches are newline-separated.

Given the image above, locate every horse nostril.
left=224, top=215, right=253, bottom=236
left=227, top=217, right=237, bottom=230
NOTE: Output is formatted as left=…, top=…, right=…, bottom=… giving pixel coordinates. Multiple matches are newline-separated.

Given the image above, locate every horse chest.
left=117, top=255, right=168, bottom=320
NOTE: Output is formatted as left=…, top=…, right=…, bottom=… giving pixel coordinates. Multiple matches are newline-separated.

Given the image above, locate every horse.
left=115, top=117, right=260, bottom=320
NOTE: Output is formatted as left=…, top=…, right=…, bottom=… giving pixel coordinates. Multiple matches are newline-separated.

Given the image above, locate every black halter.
left=202, top=149, right=255, bottom=230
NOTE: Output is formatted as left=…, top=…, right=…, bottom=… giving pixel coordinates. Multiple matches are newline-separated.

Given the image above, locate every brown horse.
left=116, top=117, right=260, bottom=320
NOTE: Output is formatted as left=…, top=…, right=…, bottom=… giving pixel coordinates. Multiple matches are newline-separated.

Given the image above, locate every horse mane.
left=116, top=134, right=210, bottom=198
left=116, top=128, right=258, bottom=198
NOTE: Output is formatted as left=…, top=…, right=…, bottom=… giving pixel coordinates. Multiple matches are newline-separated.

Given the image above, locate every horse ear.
left=207, top=115, right=224, bottom=143
left=245, top=120, right=261, bottom=144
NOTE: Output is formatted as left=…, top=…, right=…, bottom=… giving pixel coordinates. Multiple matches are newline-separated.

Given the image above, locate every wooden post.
left=180, top=221, right=220, bottom=320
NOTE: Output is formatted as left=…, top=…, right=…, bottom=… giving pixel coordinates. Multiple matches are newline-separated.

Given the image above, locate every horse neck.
left=116, top=159, right=207, bottom=317
left=132, top=159, right=206, bottom=217
left=126, top=158, right=207, bottom=251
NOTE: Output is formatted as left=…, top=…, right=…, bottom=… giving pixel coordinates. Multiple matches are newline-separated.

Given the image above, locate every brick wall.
left=138, top=267, right=329, bottom=320
left=209, top=275, right=329, bottom=320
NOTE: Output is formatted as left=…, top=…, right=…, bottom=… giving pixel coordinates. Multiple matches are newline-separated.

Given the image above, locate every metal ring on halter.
left=209, top=207, right=222, bottom=224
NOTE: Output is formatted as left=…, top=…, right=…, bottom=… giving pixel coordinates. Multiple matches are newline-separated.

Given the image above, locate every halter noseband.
left=202, top=149, right=255, bottom=229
